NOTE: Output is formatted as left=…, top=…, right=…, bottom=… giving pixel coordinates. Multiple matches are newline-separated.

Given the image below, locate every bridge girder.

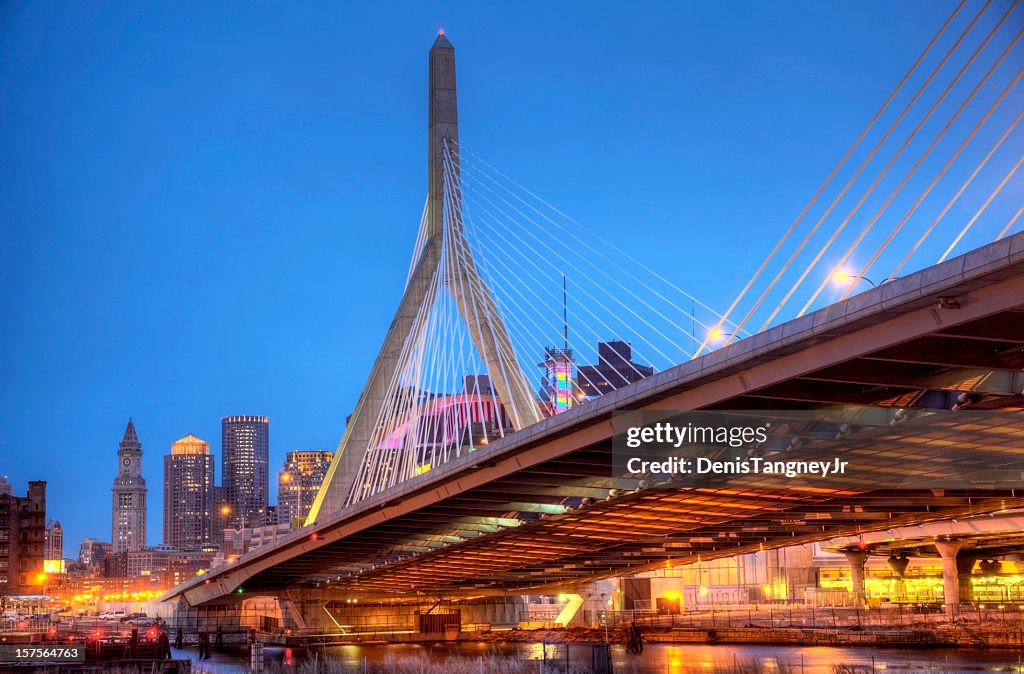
left=164, top=233, right=1024, bottom=607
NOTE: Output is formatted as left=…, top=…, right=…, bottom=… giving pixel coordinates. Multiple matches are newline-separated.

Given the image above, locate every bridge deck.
left=166, top=233, right=1024, bottom=605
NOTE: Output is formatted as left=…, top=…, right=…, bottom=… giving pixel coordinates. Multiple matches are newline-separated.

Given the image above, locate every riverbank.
left=472, top=622, right=1024, bottom=649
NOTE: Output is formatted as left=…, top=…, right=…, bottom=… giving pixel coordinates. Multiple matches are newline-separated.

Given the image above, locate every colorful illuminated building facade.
left=539, top=347, right=576, bottom=415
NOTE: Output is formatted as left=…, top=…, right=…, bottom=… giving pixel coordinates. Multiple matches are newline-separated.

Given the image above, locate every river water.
left=175, top=642, right=1024, bottom=674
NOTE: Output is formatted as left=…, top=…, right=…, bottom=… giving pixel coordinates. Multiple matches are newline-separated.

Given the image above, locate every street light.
left=36, top=572, right=47, bottom=602
left=832, top=269, right=877, bottom=288
left=708, top=328, right=740, bottom=343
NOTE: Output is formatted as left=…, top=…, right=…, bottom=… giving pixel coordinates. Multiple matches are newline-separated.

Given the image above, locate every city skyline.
left=3, top=1, right=1017, bottom=555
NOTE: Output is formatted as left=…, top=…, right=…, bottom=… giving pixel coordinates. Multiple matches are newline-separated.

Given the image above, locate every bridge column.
left=934, top=540, right=976, bottom=618
left=843, top=551, right=869, bottom=606
left=887, top=554, right=910, bottom=602
left=575, top=580, right=614, bottom=627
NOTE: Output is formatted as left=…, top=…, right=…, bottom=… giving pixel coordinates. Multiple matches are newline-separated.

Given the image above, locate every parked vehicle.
left=98, top=610, right=126, bottom=620
left=120, top=612, right=149, bottom=623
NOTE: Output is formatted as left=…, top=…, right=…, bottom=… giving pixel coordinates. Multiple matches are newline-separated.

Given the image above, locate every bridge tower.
left=309, top=32, right=541, bottom=520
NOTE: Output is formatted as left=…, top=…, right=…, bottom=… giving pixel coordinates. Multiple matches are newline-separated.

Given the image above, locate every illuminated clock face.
left=123, top=458, right=131, bottom=467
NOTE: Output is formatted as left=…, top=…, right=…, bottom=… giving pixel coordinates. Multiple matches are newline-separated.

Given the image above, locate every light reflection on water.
left=176, top=643, right=1024, bottom=674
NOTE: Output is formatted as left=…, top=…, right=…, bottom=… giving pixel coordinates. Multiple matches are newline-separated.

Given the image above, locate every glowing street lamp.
left=832, top=269, right=876, bottom=288
left=708, top=328, right=739, bottom=343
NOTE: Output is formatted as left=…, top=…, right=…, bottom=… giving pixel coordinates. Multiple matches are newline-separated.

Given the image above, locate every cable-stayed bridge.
left=163, top=10, right=1024, bottom=625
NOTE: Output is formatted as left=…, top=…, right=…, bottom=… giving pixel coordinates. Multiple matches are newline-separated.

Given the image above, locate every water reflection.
left=175, top=643, right=1024, bottom=674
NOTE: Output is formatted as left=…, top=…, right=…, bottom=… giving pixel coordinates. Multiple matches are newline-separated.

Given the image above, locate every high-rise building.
left=79, top=539, right=111, bottom=569
left=163, top=434, right=216, bottom=549
left=111, top=419, right=147, bottom=553
left=221, top=416, right=269, bottom=528
left=277, top=450, right=334, bottom=526
left=539, top=347, right=576, bottom=415
left=575, top=341, right=654, bottom=398
left=44, top=520, right=63, bottom=560
left=0, top=480, right=46, bottom=594
left=79, top=538, right=100, bottom=565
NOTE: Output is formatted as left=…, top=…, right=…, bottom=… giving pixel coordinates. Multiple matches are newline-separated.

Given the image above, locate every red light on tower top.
left=438, top=28, right=444, bottom=36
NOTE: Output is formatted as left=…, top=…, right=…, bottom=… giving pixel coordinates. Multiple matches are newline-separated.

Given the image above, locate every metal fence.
left=537, top=642, right=612, bottom=674
left=597, top=602, right=1024, bottom=632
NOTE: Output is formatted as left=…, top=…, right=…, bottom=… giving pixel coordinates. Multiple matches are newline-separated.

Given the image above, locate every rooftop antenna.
left=562, top=274, right=569, bottom=352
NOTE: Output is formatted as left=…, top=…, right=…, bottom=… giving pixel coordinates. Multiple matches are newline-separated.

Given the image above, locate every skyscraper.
left=221, top=416, right=269, bottom=528
left=111, top=419, right=147, bottom=553
left=575, top=341, right=654, bottom=398
left=44, top=520, right=63, bottom=560
left=277, top=450, right=334, bottom=526
left=163, top=434, right=216, bottom=549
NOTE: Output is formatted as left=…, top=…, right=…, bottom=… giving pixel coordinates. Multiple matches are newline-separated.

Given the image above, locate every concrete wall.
left=302, top=596, right=525, bottom=632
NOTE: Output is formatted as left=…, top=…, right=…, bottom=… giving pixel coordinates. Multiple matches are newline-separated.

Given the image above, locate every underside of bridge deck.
left=165, top=234, right=1024, bottom=606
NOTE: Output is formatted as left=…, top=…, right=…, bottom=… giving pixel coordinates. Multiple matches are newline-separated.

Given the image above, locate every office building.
left=78, top=538, right=106, bottom=566
left=277, top=450, right=334, bottom=526
left=163, top=433, right=216, bottom=549
left=575, top=341, right=654, bottom=398
left=221, top=416, right=269, bottom=528
left=44, top=520, right=62, bottom=560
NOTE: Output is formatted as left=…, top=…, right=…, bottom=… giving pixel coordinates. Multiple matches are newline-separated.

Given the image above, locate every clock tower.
left=111, top=418, right=147, bottom=553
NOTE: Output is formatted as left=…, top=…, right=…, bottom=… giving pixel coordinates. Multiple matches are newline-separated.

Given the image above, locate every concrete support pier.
left=843, top=551, right=868, bottom=606
left=934, top=540, right=976, bottom=618
left=887, top=554, right=910, bottom=602
left=577, top=580, right=615, bottom=627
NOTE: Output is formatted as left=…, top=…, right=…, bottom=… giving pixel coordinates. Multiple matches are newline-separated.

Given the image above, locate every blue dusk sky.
left=2, top=1, right=1021, bottom=553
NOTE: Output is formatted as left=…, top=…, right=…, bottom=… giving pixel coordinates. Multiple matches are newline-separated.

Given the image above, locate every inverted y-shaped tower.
left=309, top=32, right=541, bottom=520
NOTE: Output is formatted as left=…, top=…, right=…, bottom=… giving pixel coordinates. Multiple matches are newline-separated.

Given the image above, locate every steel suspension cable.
left=840, top=52, right=1023, bottom=297
left=773, top=0, right=1012, bottom=323
left=940, top=152, right=1024, bottom=260
left=718, top=0, right=996, bottom=343
left=450, top=142, right=741, bottom=332
left=995, top=203, right=1024, bottom=240
left=888, top=108, right=1024, bottom=280
left=821, top=35, right=1024, bottom=306
left=692, top=0, right=969, bottom=356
